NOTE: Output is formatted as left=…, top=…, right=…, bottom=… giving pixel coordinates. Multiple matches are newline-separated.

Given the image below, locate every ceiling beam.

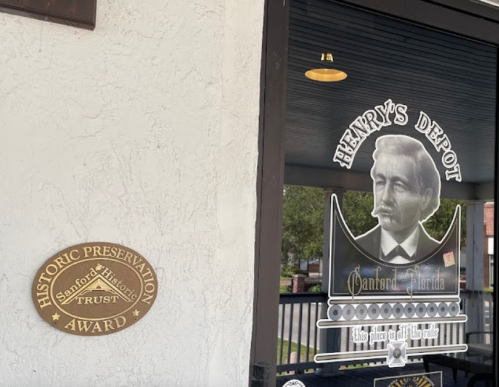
left=284, top=165, right=493, bottom=200
left=337, top=0, right=499, bottom=45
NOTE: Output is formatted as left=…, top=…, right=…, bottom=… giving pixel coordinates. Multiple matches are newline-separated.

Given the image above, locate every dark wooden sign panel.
left=0, top=0, right=96, bottom=30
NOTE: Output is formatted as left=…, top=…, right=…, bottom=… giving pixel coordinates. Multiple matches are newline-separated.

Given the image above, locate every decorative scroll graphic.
left=374, top=371, right=442, bottom=387
left=317, top=131, right=467, bottom=367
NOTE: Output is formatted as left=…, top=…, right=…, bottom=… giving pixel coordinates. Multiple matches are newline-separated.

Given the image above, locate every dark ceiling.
left=285, top=0, right=497, bottom=186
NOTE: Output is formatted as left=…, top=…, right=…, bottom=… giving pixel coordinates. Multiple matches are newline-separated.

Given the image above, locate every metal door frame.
left=252, top=1, right=499, bottom=385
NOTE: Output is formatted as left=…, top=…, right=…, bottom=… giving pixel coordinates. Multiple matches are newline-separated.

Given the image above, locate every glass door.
left=276, top=1, right=497, bottom=386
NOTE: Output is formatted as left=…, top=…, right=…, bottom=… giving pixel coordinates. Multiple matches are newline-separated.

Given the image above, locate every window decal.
left=318, top=130, right=467, bottom=367
left=333, top=100, right=461, bottom=182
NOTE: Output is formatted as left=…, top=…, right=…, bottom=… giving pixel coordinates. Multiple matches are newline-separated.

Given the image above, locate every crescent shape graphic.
left=331, top=194, right=460, bottom=268
left=328, top=193, right=461, bottom=298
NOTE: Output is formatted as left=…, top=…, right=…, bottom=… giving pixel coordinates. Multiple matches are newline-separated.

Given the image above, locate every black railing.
left=277, top=290, right=494, bottom=374
left=277, top=292, right=327, bottom=373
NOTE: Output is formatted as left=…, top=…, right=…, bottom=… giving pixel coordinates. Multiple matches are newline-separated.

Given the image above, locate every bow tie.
left=381, top=245, right=414, bottom=263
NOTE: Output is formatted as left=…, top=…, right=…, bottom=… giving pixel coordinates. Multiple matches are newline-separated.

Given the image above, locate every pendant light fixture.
left=305, top=52, right=347, bottom=82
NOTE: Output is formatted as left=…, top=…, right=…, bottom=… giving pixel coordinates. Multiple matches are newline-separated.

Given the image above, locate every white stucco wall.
left=0, top=1, right=263, bottom=386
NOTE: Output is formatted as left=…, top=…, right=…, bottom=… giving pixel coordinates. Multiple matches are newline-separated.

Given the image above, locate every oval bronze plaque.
left=32, top=242, right=158, bottom=336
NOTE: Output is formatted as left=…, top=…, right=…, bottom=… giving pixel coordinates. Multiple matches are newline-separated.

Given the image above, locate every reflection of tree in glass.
left=342, top=191, right=377, bottom=237
left=423, top=198, right=467, bottom=245
left=280, top=187, right=467, bottom=266
left=281, top=186, right=324, bottom=265
left=343, top=191, right=466, bottom=245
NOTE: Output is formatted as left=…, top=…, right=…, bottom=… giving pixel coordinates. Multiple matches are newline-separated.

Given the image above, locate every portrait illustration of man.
left=355, top=135, right=441, bottom=264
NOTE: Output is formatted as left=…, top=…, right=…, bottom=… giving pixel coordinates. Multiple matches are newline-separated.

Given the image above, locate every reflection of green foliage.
left=281, top=265, right=309, bottom=277
left=280, top=285, right=292, bottom=293
left=423, top=198, right=466, bottom=244
left=342, top=191, right=377, bottom=236
left=282, top=188, right=467, bottom=266
left=343, top=192, right=466, bottom=244
left=307, top=284, right=322, bottom=293
left=282, top=186, right=324, bottom=263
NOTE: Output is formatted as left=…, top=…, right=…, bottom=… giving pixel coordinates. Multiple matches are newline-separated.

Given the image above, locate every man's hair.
left=371, top=135, right=441, bottom=222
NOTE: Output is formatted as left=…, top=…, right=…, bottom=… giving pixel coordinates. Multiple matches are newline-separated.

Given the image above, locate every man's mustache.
left=372, top=203, right=401, bottom=222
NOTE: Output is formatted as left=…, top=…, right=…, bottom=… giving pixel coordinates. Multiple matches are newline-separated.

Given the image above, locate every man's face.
left=372, top=152, right=424, bottom=233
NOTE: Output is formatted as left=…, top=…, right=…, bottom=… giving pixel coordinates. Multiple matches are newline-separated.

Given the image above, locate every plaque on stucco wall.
left=32, top=242, right=157, bottom=336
